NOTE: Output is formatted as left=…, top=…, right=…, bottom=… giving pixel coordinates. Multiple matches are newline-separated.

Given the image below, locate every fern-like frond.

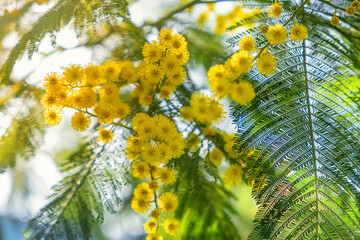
left=174, top=152, right=241, bottom=240
left=0, top=106, right=45, bottom=171
left=26, top=131, right=131, bottom=240
left=231, top=1, right=360, bottom=239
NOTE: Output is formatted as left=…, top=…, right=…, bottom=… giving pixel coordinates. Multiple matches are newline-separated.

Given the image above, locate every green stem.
left=318, top=0, right=360, bottom=17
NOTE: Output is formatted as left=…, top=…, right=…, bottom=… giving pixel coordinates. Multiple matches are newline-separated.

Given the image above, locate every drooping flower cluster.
left=127, top=113, right=185, bottom=163
left=40, top=28, right=191, bottom=239
left=40, top=26, right=259, bottom=239
left=127, top=113, right=184, bottom=238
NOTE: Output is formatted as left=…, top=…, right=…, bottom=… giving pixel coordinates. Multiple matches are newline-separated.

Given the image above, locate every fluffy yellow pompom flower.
left=153, top=115, right=178, bottom=139
left=257, top=52, right=277, bottom=77
left=169, top=33, right=188, bottom=52
left=142, top=143, right=161, bottom=164
left=120, top=60, right=138, bottom=84
left=63, top=64, right=84, bottom=86
left=208, top=64, right=230, bottom=98
left=209, top=77, right=230, bottom=98
left=101, top=61, right=121, bottom=81
left=99, top=82, right=119, bottom=103
left=141, top=142, right=161, bottom=164
left=180, top=106, right=194, bottom=121
left=223, top=164, right=242, bottom=187
left=238, top=35, right=256, bottom=52
left=164, top=218, right=180, bottom=236
left=131, top=197, right=151, bottom=213
left=268, top=1, right=283, bottom=19
left=230, top=50, right=253, bottom=75
left=98, top=127, right=113, bottom=143
left=94, top=103, right=114, bottom=124
left=44, top=108, right=62, bottom=126
left=158, top=28, right=174, bottom=45
left=168, top=133, right=186, bottom=158
left=159, top=86, right=174, bottom=100
left=157, top=167, right=176, bottom=185
left=113, top=102, right=130, bottom=120
left=78, top=87, right=97, bottom=108
left=44, top=72, right=61, bottom=89
left=330, top=16, right=340, bottom=25
left=132, top=161, right=150, bottom=179
left=134, top=183, right=153, bottom=201
left=207, top=64, right=226, bottom=83
left=267, top=24, right=287, bottom=45
left=84, top=64, right=104, bottom=85
left=126, top=135, right=144, bottom=160
left=160, top=54, right=181, bottom=76
left=171, top=49, right=189, bottom=66
left=41, top=92, right=58, bottom=109
left=190, top=93, right=225, bottom=125
left=290, top=23, right=308, bottom=42
left=54, top=87, right=69, bottom=106
left=209, top=148, right=224, bottom=167
left=159, top=192, right=178, bottom=212
left=230, top=81, right=256, bottom=105
left=142, top=41, right=165, bottom=64
left=71, top=112, right=91, bottom=132
left=144, top=219, right=157, bottom=234
left=146, top=64, right=164, bottom=85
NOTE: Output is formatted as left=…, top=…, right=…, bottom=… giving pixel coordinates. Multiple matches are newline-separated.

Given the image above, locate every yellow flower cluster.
left=41, top=28, right=189, bottom=145
left=206, top=132, right=253, bottom=187
left=131, top=184, right=180, bottom=238
left=220, top=133, right=258, bottom=187
left=127, top=113, right=185, bottom=163
left=223, top=164, right=243, bottom=187
left=181, top=93, right=225, bottom=125
left=207, top=2, right=311, bottom=100
left=41, top=61, right=133, bottom=143
left=207, top=58, right=256, bottom=105
left=266, top=23, right=308, bottom=44
left=133, top=28, right=189, bottom=105
left=265, top=1, right=308, bottom=45
left=128, top=113, right=183, bottom=238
